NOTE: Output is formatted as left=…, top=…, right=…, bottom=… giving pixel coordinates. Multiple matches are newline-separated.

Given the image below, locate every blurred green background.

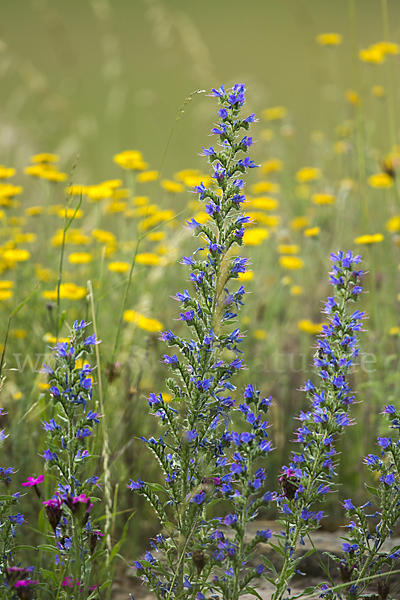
left=0, top=0, right=399, bottom=180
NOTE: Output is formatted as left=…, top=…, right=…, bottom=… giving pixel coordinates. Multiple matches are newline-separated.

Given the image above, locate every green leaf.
left=109, top=511, right=135, bottom=563
left=89, top=548, right=108, bottom=562
left=268, top=542, right=284, bottom=556
left=40, top=568, right=59, bottom=585
left=365, top=483, right=379, bottom=497
left=13, top=545, right=38, bottom=552
left=37, top=544, right=57, bottom=552
left=58, top=311, right=67, bottom=331
left=100, top=580, right=112, bottom=590
left=146, top=483, right=167, bottom=494
left=261, top=555, right=278, bottom=576
left=302, top=548, right=316, bottom=558
left=290, top=586, right=320, bottom=600
left=243, top=586, right=263, bottom=600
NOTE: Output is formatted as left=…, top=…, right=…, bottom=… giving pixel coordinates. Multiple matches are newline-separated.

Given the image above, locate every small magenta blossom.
left=22, top=475, right=44, bottom=487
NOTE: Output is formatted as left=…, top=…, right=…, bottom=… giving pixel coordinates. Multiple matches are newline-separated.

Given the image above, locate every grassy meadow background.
left=1, top=0, right=400, bottom=554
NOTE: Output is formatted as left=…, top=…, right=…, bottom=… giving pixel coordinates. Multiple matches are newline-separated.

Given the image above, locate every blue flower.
left=43, top=419, right=60, bottom=432
left=128, top=479, right=145, bottom=490
left=193, top=491, right=206, bottom=505
left=42, top=449, right=57, bottom=461
left=377, top=437, right=392, bottom=449
left=185, top=430, right=197, bottom=442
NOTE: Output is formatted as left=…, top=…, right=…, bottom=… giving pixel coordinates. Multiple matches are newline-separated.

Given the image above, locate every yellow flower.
left=135, top=252, right=161, bottom=266
left=245, top=212, right=280, bottom=227
left=374, top=41, right=400, bottom=55
left=389, top=326, right=400, bottom=336
left=253, top=329, right=268, bottom=340
left=0, top=184, right=23, bottom=198
left=372, top=85, right=385, bottom=98
left=182, top=175, right=212, bottom=188
left=316, top=33, right=343, bottom=46
left=137, top=170, right=158, bottom=183
left=129, top=205, right=158, bottom=218
left=108, top=261, right=130, bottom=273
left=304, top=227, right=320, bottom=237
left=123, top=309, right=163, bottom=332
left=359, top=47, right=385, bottom=64
left=68, top=252, right=93, bottom=264
left=368, top=172, right=393, bottom=188
left=38, top=168, right=67, bottom=182
left=3, top=249, right=30, bottom=262
left=174, top=169, right=201, bottom=181
left=25, top=164, right=51, bottom=178
left=51, top=228, right=91, bottom=247
left=105, top=201, right=127, bottom=214
left=161, top=180, right=184, bottom=193
left=102, top=179, right=122, bottom=189
left=312, top=193, right=336, bottom=205
left=43, top=333, right=69, bottom=343
left=9, top=329, right=27, bottom=339
left=58, top=208, right=84, bottom=219
left=113, top=150, right=147, bottom=170
left=262, top=106, right=287, bottom=121
left=12, top=391, right=23, bottom=400
left=387, top=216, right=400, bottom=233
left=247, top=196, right=279, bottom=211
left=0, top=166, right=16, bottom=179
left=0, top=281, right=13, bottom=289
left=297, top=319, right=324, bottom=334
left=277, top=244, right=300, bottom=254
left=38, top=382, right=51, bottom=390
left=242, top=228, right=269, bottom=246
left=354, top=233, right=384, bottom=245
left=30, top=153, right=59, bottom=164
left=148, top=232, right=165, bottom=242
left=87, top=184, right=114, bottom=202
left=279, top=256, right=304, bottom=269
left=47, top=204, right=64, bottom=215
left=42, top=283, right=87, bottom=301
left=290, top=285, right=303, bottom=296
left=250, top=181, right=280, bottom=195
left=192, top=211, right=211, bottom=224
left=0, top=290, right=13, bottom=300
left=14, top=233, right=37, bottom=244
left=35, top=265, right=51, bottom=281
left=345, top=90, right=362, bottom=106
left=0, top=210, right=3, bottom=220
left=25, top=206, right=44, bottom=217
left=295, top=167, right=322, bottom=183
left=92, top=229, right=116, bottom=245
left=242, top=316, right=251, bottom=325
left=133, top=196, right=150, bottom=206
left=260, top=129, right=274, bottom=141
left=260, top=159, right=283, bottom=174
left=290, top=216, right=309, bottom=231
left=113, top=188, right=130, bottom=200
left=238, top=271, right=253, bottom=281
left=141, top=209, right=176, bottom=230
left=66, top=185, right=87, bottom=196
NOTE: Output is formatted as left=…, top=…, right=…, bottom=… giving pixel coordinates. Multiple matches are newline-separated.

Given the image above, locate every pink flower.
left=22, top=475, right=44, bottom=487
